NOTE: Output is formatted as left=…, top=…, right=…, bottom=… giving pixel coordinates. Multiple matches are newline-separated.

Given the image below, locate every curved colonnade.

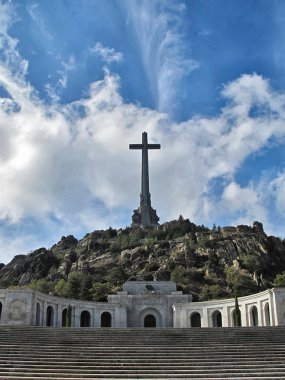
left=0, top=283, right=285, bottom=328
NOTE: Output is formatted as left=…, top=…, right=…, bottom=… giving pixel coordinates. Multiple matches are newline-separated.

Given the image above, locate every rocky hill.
left=0, top=217, right=285, bottom=302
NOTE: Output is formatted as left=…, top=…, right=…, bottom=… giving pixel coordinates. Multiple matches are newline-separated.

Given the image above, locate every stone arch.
left=46, top=306, right=54, bottom=327
left=190, top=312, right=201, bottom=327
left=250, top=305, right=259, bottom=326
left=36, top=302, right=41, bottom=326
left=101, top=311, right=112, bottom=327
left=139, top=308, right=162, bottom=328
left=0, top=301, right=2, bottom=320
left=212, top=310, right=222, bottom=327
left=80, top=310, right=91, bottom=327
left=264, top=302, right=270, bottom=326
left=62, top=308, right=67, bottom=327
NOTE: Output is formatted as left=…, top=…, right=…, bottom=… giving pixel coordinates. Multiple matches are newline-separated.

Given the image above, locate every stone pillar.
left=257, top=301, right=263, bottom=326
left=43, top=301, right=47, bottom=326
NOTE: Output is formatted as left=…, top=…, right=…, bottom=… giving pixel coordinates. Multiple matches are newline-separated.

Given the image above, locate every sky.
left=0, top=0, right=285, bottom=264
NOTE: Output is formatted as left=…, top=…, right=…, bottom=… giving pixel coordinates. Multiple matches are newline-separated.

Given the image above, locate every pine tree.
left=79, top=274, right=93, bottom=300
left=67, top=272, right=81, bottom=299
left=233, top=293, right=242, bottom=327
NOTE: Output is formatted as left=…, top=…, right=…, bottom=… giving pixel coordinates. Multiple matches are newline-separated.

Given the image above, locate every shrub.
left=92, top=283, right=112, bottom=301
left=273, top=272, right=285, bottom=287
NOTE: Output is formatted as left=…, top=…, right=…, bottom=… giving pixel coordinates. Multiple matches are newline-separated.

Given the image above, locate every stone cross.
left=129, top=132, right=160, bottom=226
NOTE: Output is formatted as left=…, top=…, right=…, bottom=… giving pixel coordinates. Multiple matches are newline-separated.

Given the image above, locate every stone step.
left=1, top=371, right=285, bottom=378
left=1, top=351, right=285, bottom=358
left=1, top=349, right=285, bottom=356
left=2, top=363, right=285, bottom=370
left=0, top=337, right=283, bottom=343
left=1, top=355, right=285, bottom=361
left=2, top=376, right=285, bottom=380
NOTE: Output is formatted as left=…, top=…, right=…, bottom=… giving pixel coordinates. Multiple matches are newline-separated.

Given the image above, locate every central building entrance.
left=139, top=308, right=162, bottom=328
left=144, top=314, right=156, bottom=327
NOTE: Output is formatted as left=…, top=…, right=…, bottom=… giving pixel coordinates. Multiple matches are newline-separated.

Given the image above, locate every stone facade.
left=109, top=281, right=191, bottom=327
left=173, top=288, right=285, bottom=328
left=0, top=282, right=285, bottom=328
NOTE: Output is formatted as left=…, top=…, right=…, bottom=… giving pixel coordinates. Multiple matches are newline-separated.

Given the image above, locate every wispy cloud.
left=89, top=42, right=123, bottom=64
left=26, top=2, right=53, bottom=41
left=198, top=28, right=211, bottom=37
left=0, top=1, right=28, bottom=80
left=45, top=55, right=76, bottom=102
left=121, top=0, right=199, bottom=115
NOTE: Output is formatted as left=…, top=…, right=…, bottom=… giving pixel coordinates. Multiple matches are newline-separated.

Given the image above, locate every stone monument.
left=129, top=132, right=160, bottom=226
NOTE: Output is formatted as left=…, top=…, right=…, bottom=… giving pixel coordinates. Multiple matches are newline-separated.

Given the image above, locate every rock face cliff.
left=0, top=218, right=284, bottom=301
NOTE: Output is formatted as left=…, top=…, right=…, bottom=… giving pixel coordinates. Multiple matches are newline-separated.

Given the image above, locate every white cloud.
left=121, top=0, right=199, bottom=113
left=218, top=182, right=269, bottom=227
left=89, top=42, right=123, bottom=64
left=271, top=172, right=285, bottom=215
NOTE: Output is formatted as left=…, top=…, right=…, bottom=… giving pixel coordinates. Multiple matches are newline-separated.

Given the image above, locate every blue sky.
left=0, top=0, right=285, bottom=263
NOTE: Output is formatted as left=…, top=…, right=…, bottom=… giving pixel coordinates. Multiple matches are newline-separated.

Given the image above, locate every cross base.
left=131, top=206, right=159, bottom=227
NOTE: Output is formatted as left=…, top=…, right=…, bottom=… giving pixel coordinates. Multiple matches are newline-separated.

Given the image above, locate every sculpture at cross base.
left=129, top=132, right=160, bottom=227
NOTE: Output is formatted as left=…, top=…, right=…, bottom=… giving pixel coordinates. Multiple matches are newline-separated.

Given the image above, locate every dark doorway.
left=0, top=301, right=2, bottom=320
left=80, top=310, right=91, bottom=327
left=62, top=308, right=67, bottom=327
left=46, top=306, right=54, bottom=327
left=101, top=312, right=112, bottom=327
left=191, top=312, right=201, bottom=327
left=251, top=306, right=258, bottom=327
left=212, top=310, right=222, bottom=327
left=144, top=314, right=156, bottom=328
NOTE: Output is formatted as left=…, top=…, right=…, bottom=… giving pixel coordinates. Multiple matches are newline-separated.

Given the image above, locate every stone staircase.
left=0, top=326, right=285, bottom=379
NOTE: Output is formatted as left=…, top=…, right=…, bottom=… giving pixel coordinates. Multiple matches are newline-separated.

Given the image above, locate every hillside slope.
left=0, top=218, right=285, bottom=301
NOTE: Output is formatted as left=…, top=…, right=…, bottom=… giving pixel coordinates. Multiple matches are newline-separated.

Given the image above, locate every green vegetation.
left=226, top=266, right=259, bottom=296
left=92, top=283, right=112, bottom=301
left=273, top=272, right=285, bottom=287
left=28, top=279, right=54, bottom=294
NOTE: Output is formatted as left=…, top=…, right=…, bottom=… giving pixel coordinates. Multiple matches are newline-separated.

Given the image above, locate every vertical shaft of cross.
left=141, top=132, right=150, bottom=210
left=129, top=132, right=160, bottom=226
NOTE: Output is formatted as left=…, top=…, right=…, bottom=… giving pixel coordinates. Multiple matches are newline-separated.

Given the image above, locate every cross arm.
left=147, top=144, right=161, bottom=149
left=129, top=144, right=143, bottom=149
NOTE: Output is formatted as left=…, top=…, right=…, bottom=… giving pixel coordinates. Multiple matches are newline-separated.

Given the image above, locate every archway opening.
left=0, top=301, right=2, bottom=320
left=101, top=312, right=112, bottom=328
left=62, top=308, right=67, bottom=327
left=264, top=303, right=270, bottom=326
left=46, top=306, right=54, bottom=327
left=80, top=310, right=91, bottom=327
left=101, top=311, right=112, bottom=327
left=36, top=303, right=41, bottom=326
left=190, top=312, right=201, bottom=327
left=144, top=314, right=156, bottom=328
left=212, top=310, right=222, bottom=327
left=250, top=305, right=258, bottom=326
